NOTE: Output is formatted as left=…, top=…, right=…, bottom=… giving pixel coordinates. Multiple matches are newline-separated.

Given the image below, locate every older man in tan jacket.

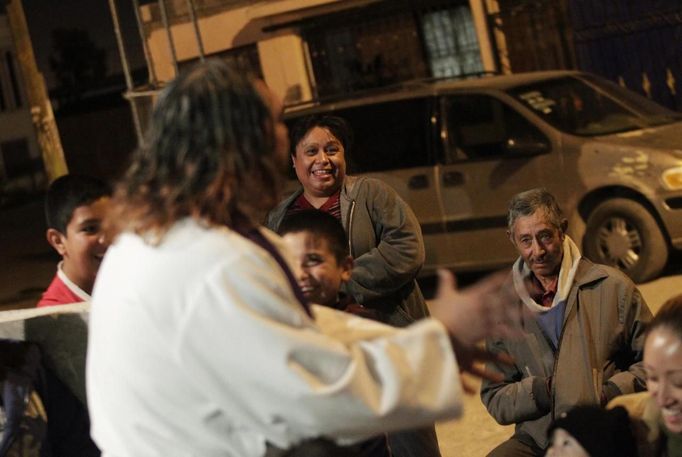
left=481, top=188, right=652, bottom=457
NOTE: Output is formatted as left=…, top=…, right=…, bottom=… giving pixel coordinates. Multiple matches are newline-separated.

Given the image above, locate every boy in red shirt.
left=37, top=174, right=111, bottom=307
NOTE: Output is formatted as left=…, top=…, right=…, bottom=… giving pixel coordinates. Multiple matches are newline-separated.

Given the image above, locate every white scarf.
left=512, top=236, right=582, bottom=313
left=57, top=261, right=91, bottom=302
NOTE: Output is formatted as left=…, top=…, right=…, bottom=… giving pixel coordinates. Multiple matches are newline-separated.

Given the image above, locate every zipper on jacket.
left=346, top=200, right=356, bottom=257
left=549, top=289, right=580, bottom=421
left=549, top=332, right=562, bottom=421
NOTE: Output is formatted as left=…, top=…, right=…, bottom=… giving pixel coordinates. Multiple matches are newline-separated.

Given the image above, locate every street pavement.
left=0, top=195, right=680, bottom=455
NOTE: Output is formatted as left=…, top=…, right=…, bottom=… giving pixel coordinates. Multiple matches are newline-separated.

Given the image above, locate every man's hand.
left=428, top=269, right=520, bottom=387
left=450, top=341, right=513, bottom=393
left=429, top=269, right=521, bottom=345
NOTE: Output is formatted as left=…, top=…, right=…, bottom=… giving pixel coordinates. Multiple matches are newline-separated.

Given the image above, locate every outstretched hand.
left=428, top=269, right=521, bottom=383
left=450, top=341, right=512, bottom=392
left=429, top=269, right=521, bottom=345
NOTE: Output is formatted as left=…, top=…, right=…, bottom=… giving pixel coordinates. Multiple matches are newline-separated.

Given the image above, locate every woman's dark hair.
left=646, top=293, right=682, bottom=342
left=290, top=115, right=353, bottom=156
left=108, top=59, right=281, bottom=240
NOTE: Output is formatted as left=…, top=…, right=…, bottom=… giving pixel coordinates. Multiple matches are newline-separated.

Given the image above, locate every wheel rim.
left=595, top=216, right=642, bottom=272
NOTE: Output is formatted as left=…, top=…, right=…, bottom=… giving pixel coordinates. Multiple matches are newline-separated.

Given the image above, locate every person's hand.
left=429, top=269, right=521, bottom=346
left=428, top=269, right=521, bottom=389
left=451, top=343, right=512, bottom=393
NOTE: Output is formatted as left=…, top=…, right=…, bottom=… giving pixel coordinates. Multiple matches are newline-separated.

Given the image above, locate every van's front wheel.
left=583, top=198, right=668, bottom=283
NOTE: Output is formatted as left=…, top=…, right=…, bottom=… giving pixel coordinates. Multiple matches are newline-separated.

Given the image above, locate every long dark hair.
left=108, top=59, right=282, bottom=240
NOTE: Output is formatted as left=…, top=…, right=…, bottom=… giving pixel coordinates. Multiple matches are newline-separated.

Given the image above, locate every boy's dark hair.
left=290, top=115, right=353, bottom=157
left=278, top=210, right=349, bottom=262
left=45, top=174, right=111, bottom=233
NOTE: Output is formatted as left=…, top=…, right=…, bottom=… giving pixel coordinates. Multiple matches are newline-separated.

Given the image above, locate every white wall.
left=258, top=34, right=312, bottom=104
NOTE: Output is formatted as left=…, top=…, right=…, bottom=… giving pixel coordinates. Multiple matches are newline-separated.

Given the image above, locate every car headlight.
left=662, top=167, right=682, bottom=190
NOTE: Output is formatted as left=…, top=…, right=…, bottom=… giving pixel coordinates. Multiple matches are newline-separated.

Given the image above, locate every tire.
left=583, top=198, right=668, bottom=283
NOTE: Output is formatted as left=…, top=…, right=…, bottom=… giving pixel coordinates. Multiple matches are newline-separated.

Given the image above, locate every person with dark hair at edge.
left=481, top=188, right=651, bottom=457
left=266, top=114, right=439, bottom=457
left=86, top=59, right=521, bottom=457
left=38, top=174, right=111, bottom=307
left=609, top=293, right=682, bottom=457
left=545, top=404, right=636, bottom=457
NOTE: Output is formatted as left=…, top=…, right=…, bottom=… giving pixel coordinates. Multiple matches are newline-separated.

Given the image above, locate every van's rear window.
left=508, top=76, right=679, bottom=136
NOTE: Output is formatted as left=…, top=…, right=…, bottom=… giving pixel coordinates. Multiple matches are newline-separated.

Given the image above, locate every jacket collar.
left=340, top=175, right=361, bottom=202
left=572, top=257, right=610, bottom=288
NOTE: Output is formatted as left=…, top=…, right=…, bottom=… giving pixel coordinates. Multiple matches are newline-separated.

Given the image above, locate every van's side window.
left=443, top=94, right=547, bottom=162
left=336, top=98, right=433, bottom=173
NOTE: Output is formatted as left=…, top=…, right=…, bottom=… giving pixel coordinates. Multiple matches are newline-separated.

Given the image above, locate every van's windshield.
left=508, top=75, right=682, bottom=137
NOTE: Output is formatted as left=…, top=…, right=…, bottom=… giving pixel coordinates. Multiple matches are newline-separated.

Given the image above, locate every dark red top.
left=286, top=189, right=342, bottom=221
left=525, top=274, right=558, bottom=307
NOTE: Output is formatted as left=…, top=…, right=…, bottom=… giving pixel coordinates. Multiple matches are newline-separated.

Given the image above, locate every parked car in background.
left=283, top=70, right=682, bottom=283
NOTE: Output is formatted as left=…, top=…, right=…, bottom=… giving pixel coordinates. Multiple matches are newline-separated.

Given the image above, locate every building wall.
left=258, top=34, right=313, bottom=104
left=137, top=0, right=495, bottom=105
left=141, top=1, right=313, bottom=103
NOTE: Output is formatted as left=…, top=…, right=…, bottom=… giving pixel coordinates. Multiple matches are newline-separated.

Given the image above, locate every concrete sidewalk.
left=436, top=382, right=514, bottom=456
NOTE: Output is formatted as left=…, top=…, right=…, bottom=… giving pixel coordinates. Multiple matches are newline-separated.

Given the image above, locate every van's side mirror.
left=505, top=137, right=550, bottom=155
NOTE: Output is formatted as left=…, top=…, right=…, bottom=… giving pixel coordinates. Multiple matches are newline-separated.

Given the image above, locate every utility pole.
left=5, top=0, right=67, bottom=183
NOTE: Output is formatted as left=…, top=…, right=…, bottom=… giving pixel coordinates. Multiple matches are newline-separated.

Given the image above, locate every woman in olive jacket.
left=266, top=115, right=429, bottom=328
left=266, top=115, right=437, bottom=457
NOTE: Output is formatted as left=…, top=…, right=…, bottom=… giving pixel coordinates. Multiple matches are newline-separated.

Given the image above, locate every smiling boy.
left=279, top=209, right=388, bottom=456
left=38, top=174, right=111, bottom=307
left=279, top=209, right=376, bottom=319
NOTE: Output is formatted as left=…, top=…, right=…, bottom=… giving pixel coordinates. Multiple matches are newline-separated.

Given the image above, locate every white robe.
left=87, top=218, right=463, bottom=457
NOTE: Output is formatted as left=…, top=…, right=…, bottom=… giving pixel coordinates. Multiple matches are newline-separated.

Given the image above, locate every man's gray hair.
left=507, top=188, right=565, bottom=233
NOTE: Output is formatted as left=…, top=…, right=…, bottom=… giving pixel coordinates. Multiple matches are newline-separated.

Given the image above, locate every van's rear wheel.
left=583, top=199, right=667, bottom=283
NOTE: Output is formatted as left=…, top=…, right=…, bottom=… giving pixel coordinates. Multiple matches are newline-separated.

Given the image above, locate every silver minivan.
left=284, top=70, right=682, bottom=283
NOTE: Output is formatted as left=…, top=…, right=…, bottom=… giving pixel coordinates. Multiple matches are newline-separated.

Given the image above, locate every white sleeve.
left=175, top=254, right=463, bottom=448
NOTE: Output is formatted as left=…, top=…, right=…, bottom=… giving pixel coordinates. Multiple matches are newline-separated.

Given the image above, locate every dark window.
left=508, top=77, right=650, bottom=136
left=305, top=12, right=428, bottom=98
left=334, top=97, right=433, bottom=173
left=5, top=52, right=22, bottom=108
left=1, top=138, right=35, bottom=179
left=0, top=71, right=6, bottom=111
left=443, top=94, right=548, bottom=161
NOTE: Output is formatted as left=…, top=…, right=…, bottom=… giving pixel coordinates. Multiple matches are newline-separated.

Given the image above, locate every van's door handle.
left=442, top=171, right=464, bottom=187
left=408, top=174, right=429, bottom=189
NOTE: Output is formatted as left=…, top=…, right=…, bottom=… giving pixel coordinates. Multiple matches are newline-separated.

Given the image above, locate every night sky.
left=22, top=0, right=144, bottom=88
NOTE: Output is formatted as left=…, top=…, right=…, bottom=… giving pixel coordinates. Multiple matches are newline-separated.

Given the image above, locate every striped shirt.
left=285, top=190, right=342, bottom=221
